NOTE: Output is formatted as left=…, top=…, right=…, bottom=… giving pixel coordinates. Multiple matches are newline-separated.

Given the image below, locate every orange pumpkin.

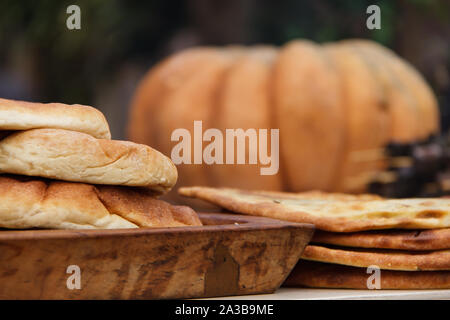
left=128, top=39, right=439, bottom=195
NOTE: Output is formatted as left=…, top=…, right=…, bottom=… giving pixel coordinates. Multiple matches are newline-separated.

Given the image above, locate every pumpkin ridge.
left=127, top=39, right=439, bottom=198
left=347, top=40, right=421, bottom=143
left=346, top=43, right=391, bottom=180
left=205, top=49, right=243, bottom=188
left=212, top=47, right=283, bottom=190
left=319, top=43, right=348, bottom=191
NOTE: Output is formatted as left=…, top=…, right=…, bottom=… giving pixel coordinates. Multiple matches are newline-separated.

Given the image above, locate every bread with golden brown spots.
left=0, top=175, right=201, bottom=230
left=179, top=186, right=450, bottom=232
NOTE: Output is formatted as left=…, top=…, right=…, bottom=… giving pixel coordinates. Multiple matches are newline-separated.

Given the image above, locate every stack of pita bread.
left=0, top=98, right=202, bottom=230
left=179, top=187, right=450, bottom=289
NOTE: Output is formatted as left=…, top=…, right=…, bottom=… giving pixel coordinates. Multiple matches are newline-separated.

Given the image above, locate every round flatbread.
left=0, top=175, right=201, bottom=230
left=179, top=187, right=450, bottom=232
left=313, top=228, right=450, bottom=251
left=0, top=98, right=110, bottom=139
left=284, top=260, right=450, bottom=289
left=0, top=129, right=177, bottom=193
left=302, top=245, right=450, bottom=271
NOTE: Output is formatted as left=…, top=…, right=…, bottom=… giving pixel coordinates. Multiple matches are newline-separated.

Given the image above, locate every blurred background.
left=0, top=0, right=448, bottom=139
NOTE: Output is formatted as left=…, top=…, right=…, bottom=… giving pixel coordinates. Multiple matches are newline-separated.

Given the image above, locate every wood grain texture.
left=0, top=213, right=314, bottom=299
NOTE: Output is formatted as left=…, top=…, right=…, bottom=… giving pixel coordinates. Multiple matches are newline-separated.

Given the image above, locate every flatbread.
left=302, top=245, right=450, bottom=271
left=178, top=187, right=450, bottom=232
left=313, top=228, right=450, bottom=251
left=0, top=98, right=111, bottom=139
left=0, top=175, right=201, bottom=230
left=96, top=185, right=202, bottom=228
left=0, top=129, right=177, bottom=193
left=284, top=260, right=450, bottom=289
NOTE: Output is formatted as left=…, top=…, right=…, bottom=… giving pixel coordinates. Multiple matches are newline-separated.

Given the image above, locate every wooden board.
left=0, top=213, right=314, bottom=299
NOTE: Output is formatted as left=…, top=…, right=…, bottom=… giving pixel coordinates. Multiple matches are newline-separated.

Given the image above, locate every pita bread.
left=96, top=185, right=202, bottom=228
left=302, top=245, right=450, bottom=271
left=178, top=187, right=450, bottom=232
left=284, top=260, right=450, bottom=289
left=0, top=98, right=111, bottom=139
left=0, top=129, right=177, bottom=193
left=0, top=175, right=201, bottom=230
left=313, top=228, right=450, bottom=251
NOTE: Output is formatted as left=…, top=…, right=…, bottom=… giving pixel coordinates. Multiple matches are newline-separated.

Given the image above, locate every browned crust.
left=178, top=186, right=450, bottom=232
left=235, top=189, right=383, bottom=201
left=0, top=128, right=177, bottom=193
left=284, top=260, right=450, bottom=289
left=96, top=185, right=202, bottom=228
left=313, top=228, right=450, bottom=251
left=302, top=245, right=450, bottom=271
left=0, top=175, right=201, bottom=229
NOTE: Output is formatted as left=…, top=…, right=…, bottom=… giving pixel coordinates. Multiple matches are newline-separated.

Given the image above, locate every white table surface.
left=207, top=288, right=450, bottom=300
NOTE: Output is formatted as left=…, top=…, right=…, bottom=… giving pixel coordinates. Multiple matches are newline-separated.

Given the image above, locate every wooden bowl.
left=0, top=213, right=314, bottom=299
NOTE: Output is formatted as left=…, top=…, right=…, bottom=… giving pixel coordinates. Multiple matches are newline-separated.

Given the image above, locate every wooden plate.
left=0, top=213, right=314, bottom=299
